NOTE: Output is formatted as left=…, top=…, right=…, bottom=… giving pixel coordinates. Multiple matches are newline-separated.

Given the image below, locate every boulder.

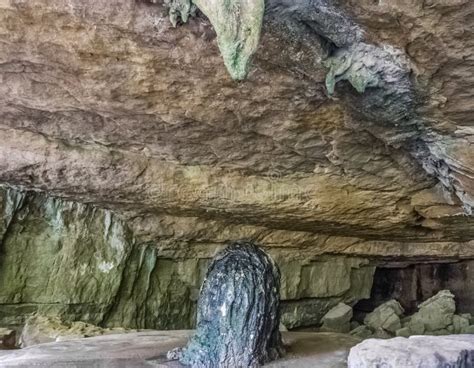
left=320, top=303, right=353, bottom=333
left=372, top=327, right=393, bottom=339
left=409, top=290, right=456, bottom=333
left=395, top=327, right=410, bottom=338
left=350, top=325, right=372, bottom=339
left=0, top=328, right=16, bottom=349
left=364, top=300, right=404, bottom=333
left=462, top=326, right=474, bottom=334
left=453, top=315, right=470, bottom=334
left=348, top=335, right=474, bottom=368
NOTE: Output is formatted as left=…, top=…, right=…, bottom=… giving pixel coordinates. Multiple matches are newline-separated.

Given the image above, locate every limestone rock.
left=175, top=242, right=284, bottom=367
left=409, top=290, right=456, bottom=333
left=0, top=331, right=361, bottom=368
left=20, top=315, right=133, bottom=348
left=348, top=335, right=474, bottom=368
left=320, top=303, right=353, bottom=333
left=453, top=315, right=470, bottom=334
left=0, top=328, right=16, bottom=349
left=0, top=188, right=376, bottom=331
left=395, top=327, right=410, bottom=338
left=350, top=325, right=372, bottom=339
left=0, top=0, right=473, bottom=338
left=462, top=326, right=474, bottom=334
left=364, top=300, right=404, bottom=334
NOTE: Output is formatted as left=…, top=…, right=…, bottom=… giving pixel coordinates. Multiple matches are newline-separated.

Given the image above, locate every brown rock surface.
left=0, top=0, right=472, bottom=240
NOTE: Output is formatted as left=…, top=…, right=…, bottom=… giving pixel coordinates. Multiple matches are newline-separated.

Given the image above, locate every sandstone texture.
left=348, top=335, right=474, bottom=368
left=0, top=0, right=473, bottom=331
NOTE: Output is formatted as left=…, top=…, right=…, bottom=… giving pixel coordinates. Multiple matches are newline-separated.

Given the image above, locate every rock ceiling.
left=0, top=0, right=473, bottom=251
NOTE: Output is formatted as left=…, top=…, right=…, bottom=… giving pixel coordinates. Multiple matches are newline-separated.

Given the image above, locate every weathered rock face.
left=0, top=187, right=375, bottom=329
left=0, top=0, right=473, bottom=331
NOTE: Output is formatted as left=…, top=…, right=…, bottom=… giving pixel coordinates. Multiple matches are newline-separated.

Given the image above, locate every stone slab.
left=0, top=331, right=360, bottom=368
left=348, top=335, right=474, bottom=368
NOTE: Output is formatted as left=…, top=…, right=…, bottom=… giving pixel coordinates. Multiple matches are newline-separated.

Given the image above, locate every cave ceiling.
left=0, top=0, right=473, bottom=246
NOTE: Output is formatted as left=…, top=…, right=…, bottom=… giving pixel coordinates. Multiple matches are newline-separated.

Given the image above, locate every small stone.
left=460, top=313, right=474, bottom=325
left=0, top=328, right=16, bottom=349
left=429, top=328, right=451, bottom=336
left=372, top=327, right=393, bottom=339
left=396, top=327, right=410, bottom=337
left=320, top=303, right=353, bottom=333
left=350, top=325, right=372, bottom=339
left=461, top=325, right=474, bottom=334
left=350, top=321, right=361, bottom=330
left=408, top=320, right=425, bottom=335
left=364, top=300, right=404, bottom=333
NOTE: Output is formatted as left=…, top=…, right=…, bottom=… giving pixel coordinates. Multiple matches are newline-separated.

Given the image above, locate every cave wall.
left=0, top=187, right=375, bottom=329
left=0, top=0, right=473, bottom=332
left=357, top=261, right=474, bottom=316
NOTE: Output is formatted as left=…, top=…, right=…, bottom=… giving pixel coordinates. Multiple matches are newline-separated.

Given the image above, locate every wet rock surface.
left=171, top=241, right=283, bottom=367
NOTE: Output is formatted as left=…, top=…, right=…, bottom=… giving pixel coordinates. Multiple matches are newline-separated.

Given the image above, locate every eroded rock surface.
left=0, top=0, right=473, bottom=333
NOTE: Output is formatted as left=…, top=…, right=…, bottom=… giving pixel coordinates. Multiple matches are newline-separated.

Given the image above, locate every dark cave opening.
left=354, top=260, right=474, bottom=318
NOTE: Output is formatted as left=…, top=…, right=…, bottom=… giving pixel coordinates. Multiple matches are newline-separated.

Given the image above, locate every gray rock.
left=460, top=313, right=474, bottom=324
left=350, top=321, right=361, bottom=330
left=462, top=326, right=474, bottom=334
left=348, top=335, right=474, bottom=368
left=372, top=327, right=393, bottom=339
left=350, top=325, right=372, bottom=339
left=410, top=290, right=456, bottom=332
left=364, top=300, right=404, bottom=333
left=320, top=303, right=353, bottom=333
left=453, top=315, right=471, bottom=334
left=0, top=331, right=361, bottom=368
left=395, top=327, right=410, bottom=337
left=20, top=315, right=132, bottom=348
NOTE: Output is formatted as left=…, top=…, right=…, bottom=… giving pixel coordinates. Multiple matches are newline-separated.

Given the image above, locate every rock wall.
left=0, top=0, right=473, bottom=332
left=0, top=187, right=374, bottom=329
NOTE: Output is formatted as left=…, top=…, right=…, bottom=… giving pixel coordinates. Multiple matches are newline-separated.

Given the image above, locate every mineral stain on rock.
left=169, top=241, right=284, bottom=367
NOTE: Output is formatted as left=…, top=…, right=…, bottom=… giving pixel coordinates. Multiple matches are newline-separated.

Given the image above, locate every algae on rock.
left=165, top=0, right=265, bottom=80
left=0, top=187, right=376, bottom=330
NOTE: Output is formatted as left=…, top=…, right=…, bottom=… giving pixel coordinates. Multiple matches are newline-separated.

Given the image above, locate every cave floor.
left=0, top=330, right=360, bottom=367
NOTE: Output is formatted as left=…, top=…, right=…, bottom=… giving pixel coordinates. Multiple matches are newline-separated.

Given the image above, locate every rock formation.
left=170, top=241, right=284, bottom=367
left=348, top=335, right=474, bottom=368
left=0, top=0, right=473, bottom=341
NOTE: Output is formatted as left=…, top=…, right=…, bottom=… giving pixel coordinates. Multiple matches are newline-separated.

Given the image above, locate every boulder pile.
left=319, top=290, right=474, bottom=339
